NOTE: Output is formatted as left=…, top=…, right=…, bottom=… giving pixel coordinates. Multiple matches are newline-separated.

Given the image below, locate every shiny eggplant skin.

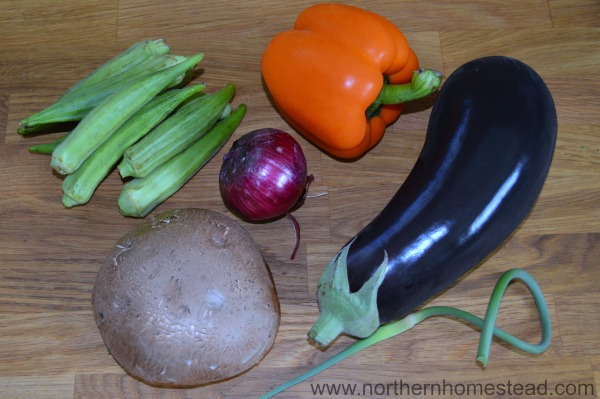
left=346, top=56, right=557, bottom=324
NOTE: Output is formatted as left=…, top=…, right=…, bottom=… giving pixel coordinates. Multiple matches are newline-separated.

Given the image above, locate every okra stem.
left=28, top=134, right=68, bottom=155
left=61, top=84, right=205, bottom=208
left=118, top=104, right=246, bottom=218
left=51, top=53, right=204, bottom=175
left=118, top=83, right=235, bottom=178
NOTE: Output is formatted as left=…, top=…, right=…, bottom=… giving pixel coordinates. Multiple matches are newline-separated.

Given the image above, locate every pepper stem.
left=366, top=69, right=442, bottom=119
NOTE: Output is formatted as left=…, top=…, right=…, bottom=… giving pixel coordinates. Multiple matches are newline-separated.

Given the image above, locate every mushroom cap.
left=92, top=208, right=280, bottom=387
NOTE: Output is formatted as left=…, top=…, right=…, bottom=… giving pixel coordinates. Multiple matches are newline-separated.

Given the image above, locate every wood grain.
left=1, top=1, right=599, bottom=398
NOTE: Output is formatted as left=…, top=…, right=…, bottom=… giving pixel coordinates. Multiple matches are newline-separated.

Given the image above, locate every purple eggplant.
left=309, top=56, right=558, bottom=347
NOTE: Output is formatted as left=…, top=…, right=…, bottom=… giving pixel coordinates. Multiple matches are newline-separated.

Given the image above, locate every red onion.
left=219, top=128, right=313, bottom=259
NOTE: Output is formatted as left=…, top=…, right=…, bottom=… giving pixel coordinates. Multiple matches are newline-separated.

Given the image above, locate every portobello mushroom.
left=92, top=208, right=280, bottom=387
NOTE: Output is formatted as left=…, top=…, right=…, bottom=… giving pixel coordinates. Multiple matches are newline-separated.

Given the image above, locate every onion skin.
left=219, top=128, right=312, bottom=259
left=219, top=128, right=310, bottom=221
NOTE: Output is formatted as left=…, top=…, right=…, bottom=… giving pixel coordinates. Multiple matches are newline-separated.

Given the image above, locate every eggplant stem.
left=286, top=212, right=300, bottom=260
left=308, top=242, right=387, bottom=346
left=258, top=268, right=551, bottom=399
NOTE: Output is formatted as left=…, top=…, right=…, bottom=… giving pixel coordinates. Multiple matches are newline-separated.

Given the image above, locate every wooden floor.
left=1, top=1, right=599, bottom=398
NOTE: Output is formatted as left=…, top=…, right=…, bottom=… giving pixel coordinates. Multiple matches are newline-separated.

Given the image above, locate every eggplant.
left=309, top=56, right=557, bottom=347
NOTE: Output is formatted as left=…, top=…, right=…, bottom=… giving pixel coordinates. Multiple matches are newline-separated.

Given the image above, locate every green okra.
left=50, top=52, right=204, bottom=175
left=63, top=39, right=171, bottom=94
left=118, top=104, right=247, bottom=218
left=117, top=82, right=235, bottom=179
left=18, top=54, right=188, bottom=134
left=61, top=84, right=205, bottom=208
left=28, top=134, right=68, bottom=155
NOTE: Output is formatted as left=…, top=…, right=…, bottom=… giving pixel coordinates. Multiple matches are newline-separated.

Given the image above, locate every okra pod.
left=118, top=83, right=235, bottom=178
left=18, top=54, right=188, bottom=134
left=51, top=52, right=204, bottom=175
left=61, top=84, right=206, bottom=208
left=63, top=39, right=170, bottom=95
left=118, top=104, right=247, bottom=218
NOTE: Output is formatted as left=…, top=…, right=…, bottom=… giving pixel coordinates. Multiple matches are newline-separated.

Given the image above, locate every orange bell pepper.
left=261, top=3, right=441, bottom=159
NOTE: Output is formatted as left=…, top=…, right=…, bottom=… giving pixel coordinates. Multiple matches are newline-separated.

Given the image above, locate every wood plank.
left=0, top=0, right=118, bottom=48
left=0, top=376, right=74, bottom=399
left=549, top=0, right=600, bottom=27
left=0, top=0, right=599, bottom=398
left=0, top=312, right=121, bottom=376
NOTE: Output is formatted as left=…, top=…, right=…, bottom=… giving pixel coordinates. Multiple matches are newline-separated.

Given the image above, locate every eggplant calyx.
left=308, top=241, right=388, bottom=347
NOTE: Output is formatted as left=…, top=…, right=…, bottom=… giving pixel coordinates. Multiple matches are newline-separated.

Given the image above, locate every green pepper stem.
left=258, top=268, right=551, bottom=399
left=366, top=69, right=442, bottom=119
